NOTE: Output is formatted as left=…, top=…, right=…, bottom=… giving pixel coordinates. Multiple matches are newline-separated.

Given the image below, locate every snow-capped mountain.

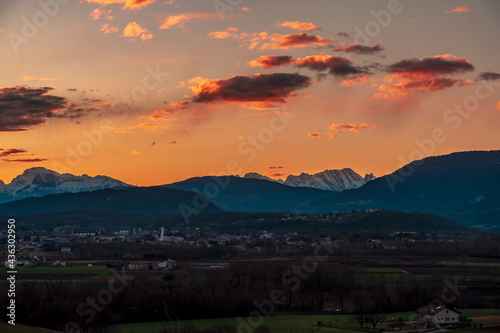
left=0, top=167, right=131, bottom=204
left=243, top=169, right=376, bottom=192
left=285, top=168, right=376, bottom=192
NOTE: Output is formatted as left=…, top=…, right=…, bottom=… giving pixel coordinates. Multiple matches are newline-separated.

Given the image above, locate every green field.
left=0, top=320, right=60, bottom=333
left=117, top=310, right=500, bottom=333
left=1, top=310, right=499, bottom=333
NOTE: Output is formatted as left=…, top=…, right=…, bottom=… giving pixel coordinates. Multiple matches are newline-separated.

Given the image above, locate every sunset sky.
left=1, top=0, right=499, bottom=186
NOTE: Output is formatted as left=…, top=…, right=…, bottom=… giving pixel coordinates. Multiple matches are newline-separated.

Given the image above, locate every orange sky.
left=1, top=0, right=500, bottom=186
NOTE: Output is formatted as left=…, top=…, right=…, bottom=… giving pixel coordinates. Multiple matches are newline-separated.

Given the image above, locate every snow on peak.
left=0, top=167, right=131, bottom=204
left=243, top=169, right=376, bottom=192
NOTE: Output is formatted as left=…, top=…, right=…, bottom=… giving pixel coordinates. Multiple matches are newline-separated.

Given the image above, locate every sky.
left=1, top=0, right=499, bottom=186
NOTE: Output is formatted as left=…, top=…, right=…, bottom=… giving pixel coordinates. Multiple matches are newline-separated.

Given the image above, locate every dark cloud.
left=334, top=42, right=384, bottom=55
left=294, top=54, right=368, bottom=77
left=269, top=172, right=286, bottom=177
left=268, top=166, right=285, bottom=169
left=190, top=73, right=312, bottom=107
left=477, top=71, right=500, bottom=81
left=248, top=53, right=368, bottom=78
left=67, top=88, right=78, bottom=92
left=0, top=86, right=101, bottom=132
left=0, top=148, right=27, bottom=157
left=386, top=54, right=474, bottom=75
left=0, top=147, right=47, bottom=163
left=2, top=158, right=47, bottom=163
left=337, top=31, right=350, bottom=38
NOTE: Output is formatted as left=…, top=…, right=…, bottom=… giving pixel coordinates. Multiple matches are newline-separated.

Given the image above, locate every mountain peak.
left=364, top=173, right=376, bottom=182
left=285, top=168, right=374, bottom=192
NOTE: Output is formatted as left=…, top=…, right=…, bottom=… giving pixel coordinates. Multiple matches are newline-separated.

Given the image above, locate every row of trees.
left=1, top=261, right=468, bottom=332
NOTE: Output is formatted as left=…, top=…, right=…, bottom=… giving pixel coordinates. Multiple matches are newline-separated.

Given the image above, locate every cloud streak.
left=81, top=0, right=156, bottom=10
left=159, top=13, right=221, bottom=30
left=0, top=148, right=47, bottom=163
left=208, top=27, right=336, bottom=50
left=334, top=42, right=384, bottom=55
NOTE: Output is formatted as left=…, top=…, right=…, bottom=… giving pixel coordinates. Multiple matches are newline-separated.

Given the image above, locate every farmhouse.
left=416, top=305, right=461, bottom=326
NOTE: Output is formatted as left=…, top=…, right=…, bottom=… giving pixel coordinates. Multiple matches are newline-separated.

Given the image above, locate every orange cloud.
left=308, top=132, right=321, bottom=138
left=81, top=0, right=156, bottom=10
left=122, top=22, right=153, bottom=41
left=129, top=150, right=141, bottom=156
left=100, top=23, right=119, bottom=33
left=159, top=14, right=190, bottom=30
left=116, top=122, right=189, bottom=133
left=150, top=108, right=174, bottom=120
left=159, top=12, right=223, bottom=30
left=445, top=6, right=470, bottom=13
left=496, top=101, right=500, bottom=111
left=89, top=8, right=113, bottom=20
left=325, top=132, right=337, bottom=139
left=276, top=21, right=320, bottom=31
left=208, top=27, right=335, bottom=50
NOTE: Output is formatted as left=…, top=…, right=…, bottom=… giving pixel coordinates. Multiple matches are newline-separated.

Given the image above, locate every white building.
left=416, top=305, right=461, bottom=326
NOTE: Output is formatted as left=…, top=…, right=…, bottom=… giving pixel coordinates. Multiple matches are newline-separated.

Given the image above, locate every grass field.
left=116, top=310, right=500, bottom=333
left=1, top=310, right=499, bottom=333
left=0, top=320, right=60, bottom=333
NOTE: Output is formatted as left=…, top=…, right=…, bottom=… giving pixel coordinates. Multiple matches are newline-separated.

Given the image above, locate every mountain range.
left=243, top=168, right=376, bottom=191
left=299, top=150, right=500, bottom=230
left=0, top=166, right=373, bottom=205
left=0, top=150, right=499, bottom=230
